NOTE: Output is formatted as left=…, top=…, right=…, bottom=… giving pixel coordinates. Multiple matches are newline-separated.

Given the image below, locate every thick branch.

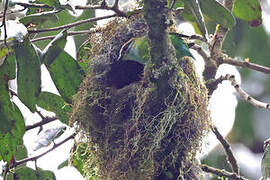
left=143, top=0, right=169, bottom=68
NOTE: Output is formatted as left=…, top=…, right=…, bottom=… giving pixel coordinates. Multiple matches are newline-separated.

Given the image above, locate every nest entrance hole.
left=106, top=60, right=144, bottom=89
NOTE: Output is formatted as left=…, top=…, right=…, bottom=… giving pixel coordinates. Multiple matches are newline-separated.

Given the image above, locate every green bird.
left=262, top=138, right=270, bottom=180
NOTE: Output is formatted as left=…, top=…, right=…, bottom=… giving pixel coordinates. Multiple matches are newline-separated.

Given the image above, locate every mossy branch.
left=143, top=0, right=169, bottom=68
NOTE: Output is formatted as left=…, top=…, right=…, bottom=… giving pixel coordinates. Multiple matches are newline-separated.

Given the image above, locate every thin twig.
left=12, top=133, right=76, bottom=168
left=1, top=0, right=9, bottom=46
left=25, top=116, right=58, bottom=131
left=170, top=0, right=176, bottom=9
left=16, top=1, right=126, bottom=17
left=9, top=88, right=18, bottom=97
left=111, top=0, right=126, bottom=17
left=211, top=125, right=240, bottom=174
left=225, top=74, right=270, bottom=109
left=74, top=4, right=105, bottom=10
left=190, top=44, right=209, bottom=61
left=15, top=2, right=51, bottom=9
left=223, top=55, right=270, bottom=74
left=201, top=164, right=248, bottom=180
left=170, top=32, right=206, bottom=42
left=30, top=27, right=104, bottom=43
left=3, top=163, right=9, bottom=180
left=28, top=14, right=117, bottom=33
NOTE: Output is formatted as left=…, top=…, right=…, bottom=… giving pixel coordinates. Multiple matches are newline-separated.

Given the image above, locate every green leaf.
left=0, top=47, right=14, bottom=67
left=0, top=50, right=25, bottom=159
left=169, top=33, right=194, bottom=59
left=7, top=167, right=56, bottom=180
left=15, top=145, right=28, bottom=161
left=183, top=0, right=208, bottom=39
left=15, top=39, right=41, bottom=112
left=0, top=53, right=16, bottom=79
left=46, top=51, right=84, bottom=103
left=19, top=10, right=59, bottom=26
left=37, top=168, right=56, bottom=180
left=32, top=10, right=76, bottom=49
left=0, top=104, right=25, bottom=162
left=77, top=41, right=91, bottom=73
left=37, top=92, right=72, bottom=124
left=169, top=0, right=184, bottom=8
left=200, top=0, right=236, bottom=29
left=0, top=54, right=20, bottom=133
left=233, top=0, right=262, bottom=27
left=41, top=30, right=83, bottom=103
left=57, top=159, right=69, bottom=169
left=41, top=30, right=67, bottom=65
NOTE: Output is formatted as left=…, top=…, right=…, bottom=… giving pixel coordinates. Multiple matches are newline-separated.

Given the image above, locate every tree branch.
left=190, top=44, right=209, bottom=61
left=30, top=27, right=105, bottom=43
left=210, top=0, right=235, bottom=57
left=201, top=164, right=248, bottom=180
left=12, top=133, right=75, bottom=168
left=211, top=125, right=240, bottom=174
left=16, top=1, right=126, bottom=17
left=205, top=74, right=230, bottom=96
left=15, top=2, right=51, bottom=9
left=222, top=55, right=270, bottom=74
left=3, top=163, right=9, bottom=180
left=203, top=0, right=235, bottom=81
left=225, top=74, right=270, bottom=109
left=28, top=14, right=117, bottom=34
left=170, top=0, right=176, bottom=9
left=25, top=116, right=58, bottom=131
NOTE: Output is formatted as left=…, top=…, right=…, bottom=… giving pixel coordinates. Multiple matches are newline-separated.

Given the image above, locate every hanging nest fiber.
left=70, top=15, right=211, bottom=180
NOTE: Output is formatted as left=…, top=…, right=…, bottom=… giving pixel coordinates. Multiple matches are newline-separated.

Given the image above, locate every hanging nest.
left=70, top=14, right=211, bottom=180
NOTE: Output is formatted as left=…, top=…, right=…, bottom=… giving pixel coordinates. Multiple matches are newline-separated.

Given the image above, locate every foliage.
left=0, top=0, right=268, bottom=179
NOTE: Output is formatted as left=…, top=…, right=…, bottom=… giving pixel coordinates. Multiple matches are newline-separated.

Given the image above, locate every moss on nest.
left=70, top=15, right=210, bottom=180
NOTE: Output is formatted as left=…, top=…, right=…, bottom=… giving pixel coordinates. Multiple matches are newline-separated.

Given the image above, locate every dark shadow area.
left=106, top=60, right=144, bottom=89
